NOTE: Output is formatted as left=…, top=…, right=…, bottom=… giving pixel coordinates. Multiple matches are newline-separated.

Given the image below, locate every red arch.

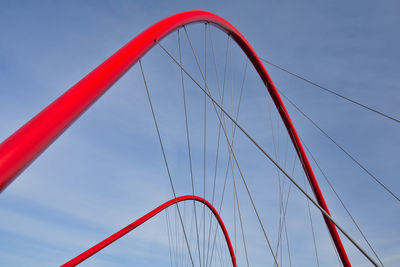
left=61, top=195, right=236, bottom=267
left=0, top=10, right=350, bottom=266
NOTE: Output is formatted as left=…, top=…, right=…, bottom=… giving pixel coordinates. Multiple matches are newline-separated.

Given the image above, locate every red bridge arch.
left=61, top=195, right=236, bottom=267
left=0, top=10, right=350, bottom=266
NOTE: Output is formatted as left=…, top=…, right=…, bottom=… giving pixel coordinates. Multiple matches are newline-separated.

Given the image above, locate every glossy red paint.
left=61, top=195, right=236, bottom=267
left=0, top=11, right=350, bottom=266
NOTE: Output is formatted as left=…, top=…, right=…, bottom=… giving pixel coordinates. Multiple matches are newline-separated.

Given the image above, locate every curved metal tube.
left=61, top=195, right=236, bottom=267
left=0, top=10, right=350, bottom=266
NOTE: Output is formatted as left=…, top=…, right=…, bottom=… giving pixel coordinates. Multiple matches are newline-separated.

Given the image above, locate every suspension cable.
left=206, top=31, right=230, bottom=267
left=203, top=22, right=208, bottom=267
left=177, top=29, right=203, bottom=267
left=258, top=57, right=400, bottom=124
left=139, top=60, right=195, bottom=267
left=227, top=35, right=250, bottom=267
left=301, top=139, right=384, bottom=266
left=278, top=89, right=400, bottom=203
left=303, top=172, right=321, bottom=266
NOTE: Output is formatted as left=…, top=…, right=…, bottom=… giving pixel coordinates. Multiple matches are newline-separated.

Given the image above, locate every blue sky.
left=0, top=1, right=399, bottom=266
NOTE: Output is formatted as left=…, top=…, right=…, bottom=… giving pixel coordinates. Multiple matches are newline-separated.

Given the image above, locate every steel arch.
left=61, top=195, right=236, bottom=267
left=0, top=10, right=350, bottom=266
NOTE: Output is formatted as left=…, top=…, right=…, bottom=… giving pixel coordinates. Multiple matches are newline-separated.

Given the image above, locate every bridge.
left=1, top=10, right=398, bottom=267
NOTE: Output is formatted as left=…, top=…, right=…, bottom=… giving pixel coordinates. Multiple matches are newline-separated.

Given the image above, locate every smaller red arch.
left=61, top=195, right=236, bottom=267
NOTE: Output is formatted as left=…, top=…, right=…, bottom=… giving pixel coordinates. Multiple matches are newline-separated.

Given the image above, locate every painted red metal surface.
left=0, top=10, right=350, bottom=266
left=61, top=195, right=236, bottom=267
